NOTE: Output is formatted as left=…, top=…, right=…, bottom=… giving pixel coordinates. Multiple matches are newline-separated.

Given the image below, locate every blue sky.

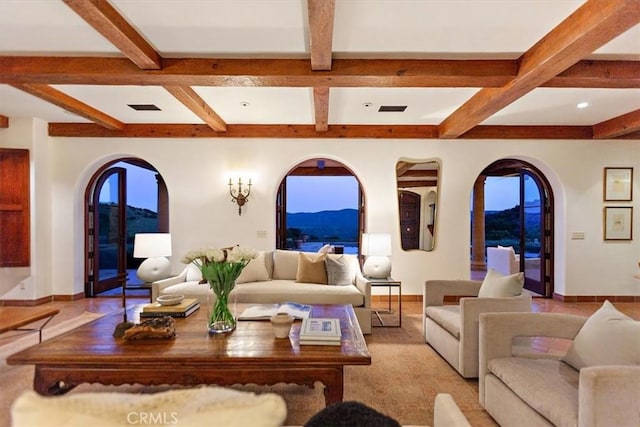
left=286, top=176, right=358, bottom=213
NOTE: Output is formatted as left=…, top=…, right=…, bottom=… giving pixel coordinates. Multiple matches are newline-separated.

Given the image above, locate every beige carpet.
left=0, top=312, right=496, bottom=426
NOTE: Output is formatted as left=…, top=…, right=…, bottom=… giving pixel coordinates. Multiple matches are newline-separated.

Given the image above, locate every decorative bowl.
left=156, top=294, right=184, bottom=306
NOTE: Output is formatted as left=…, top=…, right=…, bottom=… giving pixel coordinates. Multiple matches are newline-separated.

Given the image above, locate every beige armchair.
left=479, top=312, right=640, bottom=426
left=423, top=279, right=531, bottom=378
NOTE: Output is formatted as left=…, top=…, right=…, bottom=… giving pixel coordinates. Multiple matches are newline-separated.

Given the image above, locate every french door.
left=87, top=167, right=127, bottom=296
left=520, top=170, right=550, bottom=296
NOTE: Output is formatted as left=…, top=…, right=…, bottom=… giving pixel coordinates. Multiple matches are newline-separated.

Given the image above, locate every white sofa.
left=479, top=310, right=640, bottom=427
left=486, top=246, right=520, bottom=276
left=152, top=250, right=372, bottom=334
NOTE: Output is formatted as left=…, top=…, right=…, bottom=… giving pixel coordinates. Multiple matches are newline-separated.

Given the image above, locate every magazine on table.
left=299, top=317, right=341, bottom=342
left=238, top=302, right=312, bottom=320
left=140, top=299, right=200, bottom=318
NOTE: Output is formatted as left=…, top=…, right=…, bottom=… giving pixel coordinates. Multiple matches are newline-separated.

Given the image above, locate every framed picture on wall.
left=604, top=167, right=633, bottom=201
left=603, top=206, right=633, bottom=241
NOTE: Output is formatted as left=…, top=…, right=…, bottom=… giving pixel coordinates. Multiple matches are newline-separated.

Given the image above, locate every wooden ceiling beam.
left=63, top=0, right=161, bottom=70
left=2, top=56, right=638, bottom=88
left=593, top=109, right=640, bottom=139
left=308, top=0, right=335, bottom=71
left=438, top=0, right=640, bottom=139
left=47, top=123, right=598, bottom=139
left=0, top=115, right=8, bottom=128
left=397, top=180, right=438, bottom=188
left=0, top=57, right=516, bottom=87
left=313, top=87, right=330, bottom=132
left=12, top=84, right=124, bottom=130
left=163, top=85, right=227, bottom=132
left=400, top=170, right=439, bottom=178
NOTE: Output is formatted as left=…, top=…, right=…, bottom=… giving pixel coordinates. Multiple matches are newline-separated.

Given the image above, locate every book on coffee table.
left=238, top=302, right=311, bottom=320
left=299, top=318, right=342, bottom=345
left=140, top=298, right=200, bottom=318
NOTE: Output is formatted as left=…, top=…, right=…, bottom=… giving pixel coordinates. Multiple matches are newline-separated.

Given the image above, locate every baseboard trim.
left=1, top=291, right=85, bottom=306
left=552, top=293, right=640, bottom=303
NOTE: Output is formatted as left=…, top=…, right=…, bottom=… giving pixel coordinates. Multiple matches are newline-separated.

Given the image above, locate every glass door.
left=88, top=167, right=127, bottom=295
left=520, top=171, right=546, bottom=296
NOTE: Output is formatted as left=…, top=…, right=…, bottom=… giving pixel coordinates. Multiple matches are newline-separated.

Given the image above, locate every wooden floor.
left=1, top=295, right=638, bottom=349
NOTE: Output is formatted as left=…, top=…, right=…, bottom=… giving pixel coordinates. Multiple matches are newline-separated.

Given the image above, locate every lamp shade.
left=133, top=233, right=172, bottom=258
left=361, top=233, right=392, bottom=256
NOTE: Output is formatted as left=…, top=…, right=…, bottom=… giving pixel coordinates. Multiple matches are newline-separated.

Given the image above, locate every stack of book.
left=140, top=298, right=200, bottom=318
left=299, top=318, right=342, bottom=346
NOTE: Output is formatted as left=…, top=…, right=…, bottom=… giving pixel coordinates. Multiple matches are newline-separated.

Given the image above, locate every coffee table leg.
left=34, top=366, right=77, bottom=395
left=322, top=368, right=344, bottom=406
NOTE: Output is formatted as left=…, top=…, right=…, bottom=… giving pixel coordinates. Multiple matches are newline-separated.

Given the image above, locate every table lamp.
left=361, top=233, right=392, bottom=278
left=133, top=233, right=172, bottom=283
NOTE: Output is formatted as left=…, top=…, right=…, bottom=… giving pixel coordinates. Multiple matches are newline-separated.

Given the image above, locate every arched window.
left=276, top=158, right=365, bottom=254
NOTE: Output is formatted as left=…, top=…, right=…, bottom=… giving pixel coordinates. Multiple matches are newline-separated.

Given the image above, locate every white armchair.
left=486, top=246, right=520, bottom=276
left=423, top=278, right=532, bottom=378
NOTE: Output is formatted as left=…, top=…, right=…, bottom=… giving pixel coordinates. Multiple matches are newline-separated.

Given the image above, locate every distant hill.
left=287, top=208, right=358, bottom=241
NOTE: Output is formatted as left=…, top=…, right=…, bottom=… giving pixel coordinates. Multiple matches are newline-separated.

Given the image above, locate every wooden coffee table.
left=7, top=304, right=370, bottom=406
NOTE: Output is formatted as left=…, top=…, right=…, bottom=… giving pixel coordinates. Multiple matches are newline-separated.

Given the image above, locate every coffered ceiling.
left=0, top=0, right=639, bottom=139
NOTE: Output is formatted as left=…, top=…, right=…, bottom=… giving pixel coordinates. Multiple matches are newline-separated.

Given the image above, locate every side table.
left=369, top=278, right=401, bottom=327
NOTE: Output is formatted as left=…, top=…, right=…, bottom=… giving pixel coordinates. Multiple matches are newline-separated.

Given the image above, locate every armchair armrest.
left=479, top=312, right=587, bottom=405
left=151, top=267, right=189, bottom=301
left=579, top=365, right=640, bottom=427
left=423, top=280, right=482, bottom=308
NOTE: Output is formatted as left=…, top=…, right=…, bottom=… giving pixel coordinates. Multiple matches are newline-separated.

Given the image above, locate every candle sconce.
left=229, top=177, right=252, bottom=215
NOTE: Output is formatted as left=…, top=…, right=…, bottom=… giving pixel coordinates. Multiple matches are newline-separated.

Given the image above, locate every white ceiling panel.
left=0, top=85, right=92, bottom=123
left=329, top=88, right=480, bottom=124
left=483, top=88, right=640, bottom=125
left=53, top=85, right=204, bottom=123
left=111, top=0, right=309, bottom=56
left=0, top=0, right=120, bottom=55
left=193, top=87, right=314, bottom=124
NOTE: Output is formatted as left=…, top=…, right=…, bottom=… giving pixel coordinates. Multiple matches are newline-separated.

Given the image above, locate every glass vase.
left=207, top=291, right=236, bottom=334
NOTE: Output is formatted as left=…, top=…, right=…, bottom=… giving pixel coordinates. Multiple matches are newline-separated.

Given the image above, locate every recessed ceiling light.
left=240, top=101, right=250, bottom=107
left=577, top=102, right=589, bottom=109
left=363, top=102, right=373, bottom=108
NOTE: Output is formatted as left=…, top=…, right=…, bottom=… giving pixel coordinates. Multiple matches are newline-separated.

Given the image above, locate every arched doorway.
left=275, top=158, right=365, bottom=254
left=471, top=159, right=554, bottom=297
left=84, top=158, right=169, bottom=297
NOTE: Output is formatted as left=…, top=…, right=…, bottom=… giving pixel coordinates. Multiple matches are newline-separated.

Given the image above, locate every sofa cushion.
left=562, top=300, right=640, bottom=370
left=11, top=387, right=287, bottom=427
left=234, top=280, right=364, bottom=306
left=326, top=255, right=352, bottom=286
left=488, top=357, right=579, bottom=427
left=236, top=251, right=270, bottom=284
left=425, top=306, right=461, bottom=339
left=296, top=252, right=328, bottom=284
left=477, top=269, right=523, bottom=298
left=272, top=250, right=299, bottom=280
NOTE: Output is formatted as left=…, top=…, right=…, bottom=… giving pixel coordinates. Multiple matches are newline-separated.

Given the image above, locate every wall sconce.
left=229, top=177, right=252, bottom=215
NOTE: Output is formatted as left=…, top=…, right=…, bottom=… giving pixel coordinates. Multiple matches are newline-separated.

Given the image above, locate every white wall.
left=1, top=119, right=639, bottom=299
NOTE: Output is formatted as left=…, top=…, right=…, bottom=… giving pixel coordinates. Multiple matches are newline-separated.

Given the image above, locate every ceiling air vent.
left=128, top=104, right=161, bottom=111
left=378, top=105, right=407, bottom=112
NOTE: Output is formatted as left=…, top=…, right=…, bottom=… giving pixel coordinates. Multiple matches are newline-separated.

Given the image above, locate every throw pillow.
left=477, top=269, right=524, bottom=298
left=562, top=300, right=640, bottom=370
left=317, top=244, right=335, bottom=254
left=185, top=263, right=203, bottom=282
left=326, top=255, right=352, bottom=286
left=12, top=387, right=287, bottom=427
left=236, top=251, right=270, bottom=284
left=305, top=401, right=400, bottom=427
left=295, top=252, right=328, bottom=284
